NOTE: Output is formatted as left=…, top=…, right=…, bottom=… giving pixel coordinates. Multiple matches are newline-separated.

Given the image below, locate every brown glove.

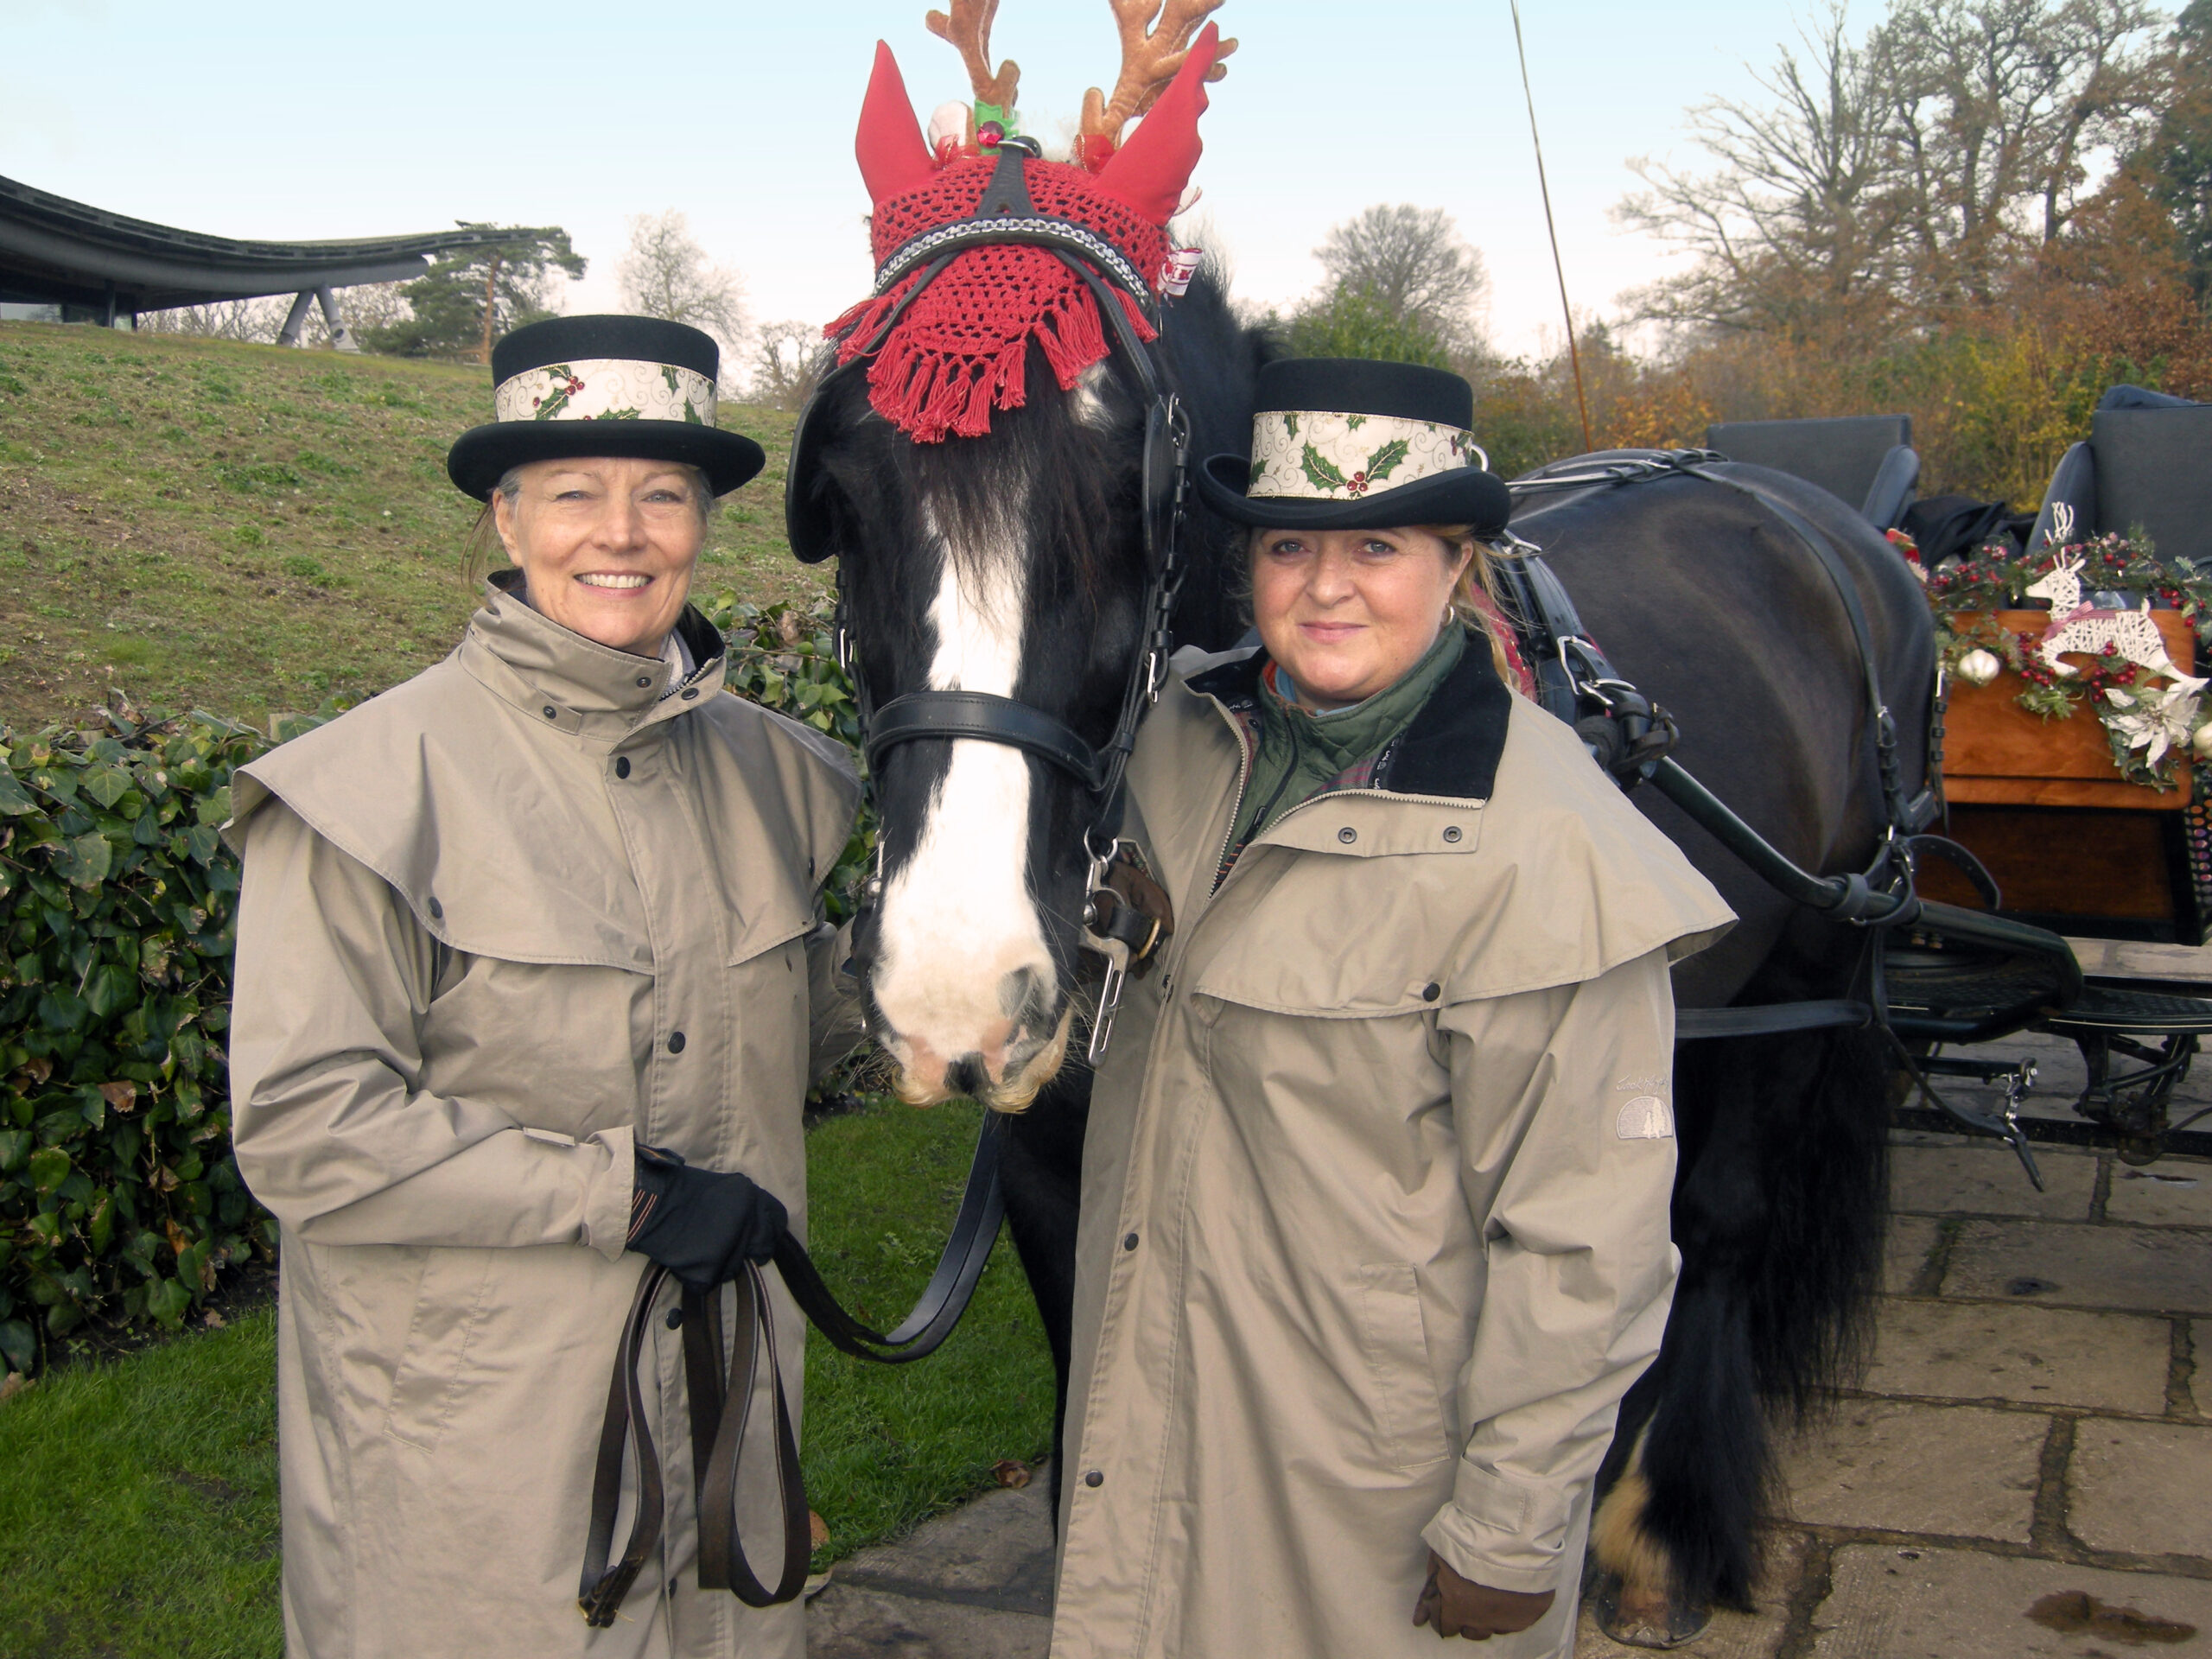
left=1412, top=1550, right=1556, bottom=1641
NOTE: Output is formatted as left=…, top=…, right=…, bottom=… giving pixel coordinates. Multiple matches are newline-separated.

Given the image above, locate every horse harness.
left=582, top=139, right=1184, bottom=1626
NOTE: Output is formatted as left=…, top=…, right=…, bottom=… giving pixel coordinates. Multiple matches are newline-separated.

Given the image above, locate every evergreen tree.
left=361, top=226, right=587, bottom=361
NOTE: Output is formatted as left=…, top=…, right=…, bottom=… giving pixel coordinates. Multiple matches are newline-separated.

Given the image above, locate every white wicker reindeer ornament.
left=2024, top=552, right=2208, bottom=696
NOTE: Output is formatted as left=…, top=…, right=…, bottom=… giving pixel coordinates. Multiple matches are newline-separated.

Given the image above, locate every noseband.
left=788, top=139, right=1186, bottom=1053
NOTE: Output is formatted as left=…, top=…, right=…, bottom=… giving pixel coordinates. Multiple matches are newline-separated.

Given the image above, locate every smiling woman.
left=221, top=315, right=866, bottom=1659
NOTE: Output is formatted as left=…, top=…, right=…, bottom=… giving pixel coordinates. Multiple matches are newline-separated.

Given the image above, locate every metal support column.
left=315, top=285, right=359, bottom=353
left=276, top=289, right=316, bottom=346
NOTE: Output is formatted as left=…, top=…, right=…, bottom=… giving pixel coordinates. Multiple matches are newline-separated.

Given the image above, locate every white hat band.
left=493, top=358, right=716, bottom=427
left=1245, top=410, right=1487, bottom=501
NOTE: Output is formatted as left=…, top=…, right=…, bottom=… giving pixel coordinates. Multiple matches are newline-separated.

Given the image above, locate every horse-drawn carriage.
left=1687, top=397, right=2212, bottom=1170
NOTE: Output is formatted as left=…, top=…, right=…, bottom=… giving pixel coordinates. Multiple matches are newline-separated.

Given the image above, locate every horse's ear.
left=857, top=41, right=938, bottom=207
left=1094, top=22, right=1222, bottom=226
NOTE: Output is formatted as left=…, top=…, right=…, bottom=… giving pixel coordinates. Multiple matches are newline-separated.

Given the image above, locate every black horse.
left=794, top=188, right=1933, bottom=1636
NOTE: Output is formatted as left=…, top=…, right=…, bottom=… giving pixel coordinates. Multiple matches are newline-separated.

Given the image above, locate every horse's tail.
left=1599, top=1014, right=1891, bottom=1606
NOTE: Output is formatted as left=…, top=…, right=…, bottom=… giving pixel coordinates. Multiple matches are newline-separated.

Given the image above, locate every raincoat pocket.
left=1351, top=1262, right=1453, bottom=1471
left=383, top=1247, right=498, bottom=1452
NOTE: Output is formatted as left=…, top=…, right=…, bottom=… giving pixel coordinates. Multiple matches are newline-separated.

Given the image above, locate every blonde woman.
left=1047, top=359, right=1734, bottom=1657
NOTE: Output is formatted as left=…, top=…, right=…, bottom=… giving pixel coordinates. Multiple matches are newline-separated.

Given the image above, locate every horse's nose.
left=999, top=964, right=1047, bottom=1020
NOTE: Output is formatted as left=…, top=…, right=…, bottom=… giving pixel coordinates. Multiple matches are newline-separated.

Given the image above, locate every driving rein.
left=581, top=139, right=1185, bottom=1625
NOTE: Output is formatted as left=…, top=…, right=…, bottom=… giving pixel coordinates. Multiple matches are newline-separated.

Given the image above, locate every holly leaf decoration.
left=1344, top=413, right=1367, bottom=430
left=1365, top=437, right=1411, bottom=480
left=591, top=408, right=643, bottom=422
left=1283, top=412, right=1300, bottom=440
left=1300, top=443, right=1349, bottom=493
left=532, top=388, right=569, bottom=421
left=683, top=400, right=704, bottom=425
left=662, top=365, right=681, bottom=392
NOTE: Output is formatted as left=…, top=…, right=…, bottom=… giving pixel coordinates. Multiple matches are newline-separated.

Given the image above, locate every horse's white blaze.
left=870, top=501, right=1060, bottom=1101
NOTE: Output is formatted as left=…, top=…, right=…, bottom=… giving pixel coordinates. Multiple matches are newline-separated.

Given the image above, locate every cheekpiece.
left=1196, top=357, right=1511, bottom=535
left=445, top=315, right=765, bottom=501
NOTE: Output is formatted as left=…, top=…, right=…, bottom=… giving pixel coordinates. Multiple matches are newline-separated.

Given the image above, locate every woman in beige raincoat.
left=1049, top=359, right=1734, bottom=1658
left=227, top=317, right=859, bottom=1659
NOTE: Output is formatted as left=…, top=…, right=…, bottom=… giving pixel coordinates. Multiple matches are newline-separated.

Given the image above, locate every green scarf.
left=1229, top=624, right=1466, bottom=855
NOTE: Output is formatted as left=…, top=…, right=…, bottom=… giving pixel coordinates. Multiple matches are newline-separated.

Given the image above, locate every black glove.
left=626, top=1144, right=789, bottom=1290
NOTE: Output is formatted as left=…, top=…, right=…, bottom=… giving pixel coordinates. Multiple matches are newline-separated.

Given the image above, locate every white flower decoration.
left=2105, top=683, right=2202, bottom=770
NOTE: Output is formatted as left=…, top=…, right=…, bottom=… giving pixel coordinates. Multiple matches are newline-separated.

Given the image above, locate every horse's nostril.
left=998, top=966, right=1039, bottom=1018
left=946, top=1053, right=990, bottom=1099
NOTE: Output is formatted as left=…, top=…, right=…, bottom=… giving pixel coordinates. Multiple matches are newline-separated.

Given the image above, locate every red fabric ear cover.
left=1093, top=23, right=1221, bottom=226
left=855, top=41, right=938, bottom=207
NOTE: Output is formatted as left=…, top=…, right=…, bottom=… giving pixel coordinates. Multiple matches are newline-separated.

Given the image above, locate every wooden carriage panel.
left=1919, top=805, right=2175, bottom=922
left=1942, top=610, right=2196, bottom=810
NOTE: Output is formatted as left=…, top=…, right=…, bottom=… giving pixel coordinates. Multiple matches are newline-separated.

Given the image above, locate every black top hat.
left=1195, top=358, right=1510, bottom=535
left=445, top=315, right=766, bottom=500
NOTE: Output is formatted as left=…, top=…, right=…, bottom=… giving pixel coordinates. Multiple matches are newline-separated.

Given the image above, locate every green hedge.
left=0, top=597, right=867, bottom=1374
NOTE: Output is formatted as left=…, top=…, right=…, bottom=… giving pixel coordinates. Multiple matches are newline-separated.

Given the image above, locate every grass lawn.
left=0, top=1096, right=1053, bottom=1657
left=0, top=321, right=828, bottom=728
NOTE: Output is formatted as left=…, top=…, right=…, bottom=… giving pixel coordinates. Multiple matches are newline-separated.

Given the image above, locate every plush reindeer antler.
left=1079, top=0, right=1236, bottom=152
left=926, top=0, right=1020, bottom=112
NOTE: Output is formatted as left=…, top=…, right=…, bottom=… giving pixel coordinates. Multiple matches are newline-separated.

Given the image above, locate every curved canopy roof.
left=0, top=175, right=537, bottom=312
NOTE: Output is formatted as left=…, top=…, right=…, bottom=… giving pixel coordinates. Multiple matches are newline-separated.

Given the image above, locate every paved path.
left=810, top=1035, right=2212, bottom=1656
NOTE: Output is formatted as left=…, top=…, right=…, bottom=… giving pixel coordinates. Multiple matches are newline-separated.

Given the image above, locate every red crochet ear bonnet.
left=830, top=23, right=1227, bottom=442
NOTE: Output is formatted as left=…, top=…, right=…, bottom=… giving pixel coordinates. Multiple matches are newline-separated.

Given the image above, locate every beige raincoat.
left=1050, top=640, right=1734, bottom=1659
left=226, top=583, right=860, bottom=1659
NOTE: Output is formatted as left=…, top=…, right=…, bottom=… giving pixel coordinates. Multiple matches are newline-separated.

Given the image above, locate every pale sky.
left=1, top=0, right=1882, bottom=359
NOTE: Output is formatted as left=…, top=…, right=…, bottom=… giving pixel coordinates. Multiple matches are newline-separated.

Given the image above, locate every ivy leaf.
left=1300, top=443, right=1349, bottom=493
left=81, top=767, right=130, bottom=810
left=26, top=1145, right=69, bottom=1195
left=0, top=1129, right=28, bottom=1172
left=0, top=770, right=35, bottom=817
left=60, top=831, right=113, bottom=888
left=0, top=1321, right=32, bottom=1373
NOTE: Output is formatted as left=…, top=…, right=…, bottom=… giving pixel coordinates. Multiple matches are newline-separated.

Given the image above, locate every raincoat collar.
left=1185, top=626, right=1513, bottom=804
left=464, top=570, right=728, bottom=741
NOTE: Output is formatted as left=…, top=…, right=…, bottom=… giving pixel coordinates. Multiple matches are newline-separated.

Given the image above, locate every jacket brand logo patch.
left=1617, top=1096, right=1675, bottom=1141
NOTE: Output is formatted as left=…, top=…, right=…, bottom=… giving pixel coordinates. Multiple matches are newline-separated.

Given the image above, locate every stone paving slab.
left=1781, top=1401, right=2046, bottom=1541
left=1943, top=1219, right=2212, bottom=1315
left=807, top=1477, right=1057, bottom=1659
left=808, top=1586, right=1051, bottom=1658
left=2068, top=1419, right=2212, bottom=1559
left=2197, top=1322, right=2210, bottom=1418
left=1808, top=1543, right=2212, bottom=1656
left=1861, top=1296, right=2172, bottom=1414
left=1891, top=1145, right=2096, bottom=1221
left=1882, top=1217, right=1941, bottom=1295
left=1572, top=1533, right=1803, bottom=1658
left=2107, top=1159, right=2212, bottom=1227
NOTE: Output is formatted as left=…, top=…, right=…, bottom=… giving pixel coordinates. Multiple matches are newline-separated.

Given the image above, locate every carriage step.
left=1885, top=945, right=2073, bottom=1035
left=2039, top=982, right=2212, bottom=1037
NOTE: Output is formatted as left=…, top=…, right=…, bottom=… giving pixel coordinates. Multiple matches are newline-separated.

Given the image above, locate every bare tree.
left=618, top=211, right=749, bottom=360
left=749, top=321, right=828, bottom=410
left=1619, top=0, right=2164, bottom=333
left=136, top=297, right=291, bottom=341
left=1313, top=205, right=1490, bottom=353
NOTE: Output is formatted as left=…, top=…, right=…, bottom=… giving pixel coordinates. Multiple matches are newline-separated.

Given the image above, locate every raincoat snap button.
left=681, top=688, right=699, bottom=701
left=1337, top=826, right=1357, bottom=844
left=636, top=676, right=652, bottom=689
left=614, top=757, right=631, bottom=779
left=1084, top=1470, right=1104, bottom=1488
left=426, top=897, right=443, bottom=921
left=665, top=1306, right=683, bottom=1330
left=542, top=705, right=557, bottom=721
left=1422, top=982, right=1440, bottom=1002
left=668, top=1032, right=687, bottom=1054
left=1442, top=825, right=1463, bottom=843
left=1123, top=1232, right=1140, bottom=1251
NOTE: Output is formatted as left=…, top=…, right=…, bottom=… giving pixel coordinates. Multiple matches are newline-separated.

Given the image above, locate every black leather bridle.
left=786, top=138, right=1192, bottom=874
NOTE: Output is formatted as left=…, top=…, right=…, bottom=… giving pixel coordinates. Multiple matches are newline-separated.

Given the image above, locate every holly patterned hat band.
left=1192, top=358, right=1511, bottom=534
left=493, top=359, right=715, bottom=427
left=1245, top=410, right=1487, bottom=501
left=443, top=315, right=766, bottom=502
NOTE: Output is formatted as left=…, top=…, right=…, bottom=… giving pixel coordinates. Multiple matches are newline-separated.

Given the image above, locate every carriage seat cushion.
left=1707, top=415, right=1914, bottom=525
left=2091, top=403, right=2212, bottom=566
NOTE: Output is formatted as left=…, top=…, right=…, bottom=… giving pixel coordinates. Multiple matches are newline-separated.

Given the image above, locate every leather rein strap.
left=580, top=1113, right=1009, bottom=1621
